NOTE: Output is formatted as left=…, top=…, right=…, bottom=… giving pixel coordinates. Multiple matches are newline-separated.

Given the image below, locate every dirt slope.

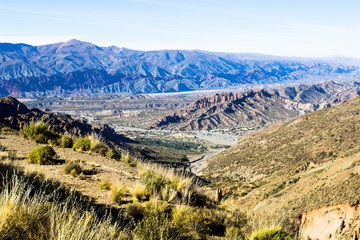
left=0, top=133, right=136, bottom=208
left=201, top=96, right=360, bottom=228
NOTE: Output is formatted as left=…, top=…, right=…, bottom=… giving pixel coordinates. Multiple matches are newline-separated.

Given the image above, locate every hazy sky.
left=1, top=0, right=360, bottom=58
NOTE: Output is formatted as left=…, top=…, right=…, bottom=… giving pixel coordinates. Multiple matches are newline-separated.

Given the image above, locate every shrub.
left=72, top=137, right=91, bottom=152
left=27, top=145, right=56, bottom=165
left=249, top=226, right=293, bottom=240
left=64, top=162, right=82, bottom=177
left=99, top=181, right=111, bottom=190
left=137, top=163, right=208, bottom=206
left=106, top=150, right=116, bottom=159
left=172, top=205, right=212, bottom=236
left=144, top=199, right=173, bottom=217
left=111, top=185, right=130, bottom=204
left=140, top=170, right=167, bottom=194
left=125, top=202, right=145, bottom=222
left=1, top=127, right=11, bottom=134
left=132, top=211, right=178, bottom=240
left=224, top=226, right=245, bottom=240
left=20, top=122, right=60, bottom=144
left=58, top=135, right=73, bottom=148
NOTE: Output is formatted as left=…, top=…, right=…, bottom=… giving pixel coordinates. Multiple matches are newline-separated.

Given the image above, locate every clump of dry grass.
left=132, top=183, right=150, bottom=202
left=0, top=170, right=128, bottom=240
left=136, top=162, right=208, bottom=206
left=72, top=134, right=115, bottom=158
left=111, top=183, right=130, bottom=204
left=121, top=151, right=137, bottom=167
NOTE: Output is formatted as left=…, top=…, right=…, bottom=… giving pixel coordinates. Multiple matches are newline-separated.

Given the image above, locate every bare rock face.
left=150, top=89, right=302, bottom=131
left=150, top=81, right=360, bottom=131
left=299, top=204, right=360, bottom=240
left=0, top=96, right=30, bottom=117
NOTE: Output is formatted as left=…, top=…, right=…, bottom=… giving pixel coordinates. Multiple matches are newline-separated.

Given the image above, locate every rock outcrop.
left=300, top=204, right=360, bottom=240
left=150, top=81, right=360, bottom=131
left=150, top=89, right=306, bottom=131
left=0, top=96, right=121, bottom=141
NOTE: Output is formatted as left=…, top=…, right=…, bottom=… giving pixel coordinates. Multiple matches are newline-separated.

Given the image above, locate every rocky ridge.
left=150, top=81, right=360, bottom=131
left=0, top=96, right=116, bottom=138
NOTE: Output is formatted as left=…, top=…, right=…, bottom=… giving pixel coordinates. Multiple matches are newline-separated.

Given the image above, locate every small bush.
left=145, top=199, right=173, bottom=217
left=125, top=202, right=145, bottom=222
left=172, top=205, right=212, bottom=236
left=27, top=145, right=56, bottom=165
left=58, top=135, right=73, bottom=148
left=106, top=150, right=116, bottom=159
left=20, top=122, right=60, bottom=144
left=111, top=185, right=130, bottom=204
left=64, top=162, right=82, bottom=177
left=132, top=211, right=178, bottom=240
left=72, top=137, right=91, bottom=152
left=121, top=152, right=137, bottom=167
left=99, top=181, right=111, bottom=190
left=90, top=137, right=108, bottom=156
left=140, top=170, right=167, bottom=194
left=224, top=226, right=245, bottom=240
left=1, top=127, right=11, bottom=134
left=249, top=226, right=293, bottom=240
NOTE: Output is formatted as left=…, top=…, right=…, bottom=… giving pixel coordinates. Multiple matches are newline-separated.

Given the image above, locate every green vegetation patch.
left=27, top=145, right=57, bottom=165
left=20, top=121, right=61, bottom=144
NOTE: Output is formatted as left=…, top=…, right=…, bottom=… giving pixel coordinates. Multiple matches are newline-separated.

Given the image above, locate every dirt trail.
left=0, top=133, right=137, bottom=208
left=189, top=148, right=226, bottom=175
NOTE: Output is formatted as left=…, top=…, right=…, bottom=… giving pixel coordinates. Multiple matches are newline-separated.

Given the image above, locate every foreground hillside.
left=201, top=96, right=360, bottom=237
left=0, top=125, right=298, bottom=239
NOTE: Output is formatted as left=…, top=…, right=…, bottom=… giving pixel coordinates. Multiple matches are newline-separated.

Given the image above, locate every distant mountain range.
left=150, top=81, right=360, bottom=131
left=1, top=39, right=360, bottom=96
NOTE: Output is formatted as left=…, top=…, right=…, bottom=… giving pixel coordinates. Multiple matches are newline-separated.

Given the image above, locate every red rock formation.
left=149, top=89, right=301, bottom=131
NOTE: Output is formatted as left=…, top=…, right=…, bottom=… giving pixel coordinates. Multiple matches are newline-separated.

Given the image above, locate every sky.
left=0, top=0, right=360, bottom=58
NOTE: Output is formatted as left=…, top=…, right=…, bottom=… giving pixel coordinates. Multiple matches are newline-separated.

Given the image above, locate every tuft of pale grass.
left=132, top=183, right=150, bottom=202
left=137, top=162, right=208, bottom=206
left=111, top=183, right=130, bottom=204
left=0, top=167, right=128, bottom=240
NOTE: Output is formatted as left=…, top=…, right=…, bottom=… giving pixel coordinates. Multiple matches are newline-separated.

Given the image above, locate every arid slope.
left=202, top=96, right=360, bottom=221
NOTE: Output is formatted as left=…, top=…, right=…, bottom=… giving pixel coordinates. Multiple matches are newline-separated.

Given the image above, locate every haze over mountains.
left=1, top=39, right=360, bottom=96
